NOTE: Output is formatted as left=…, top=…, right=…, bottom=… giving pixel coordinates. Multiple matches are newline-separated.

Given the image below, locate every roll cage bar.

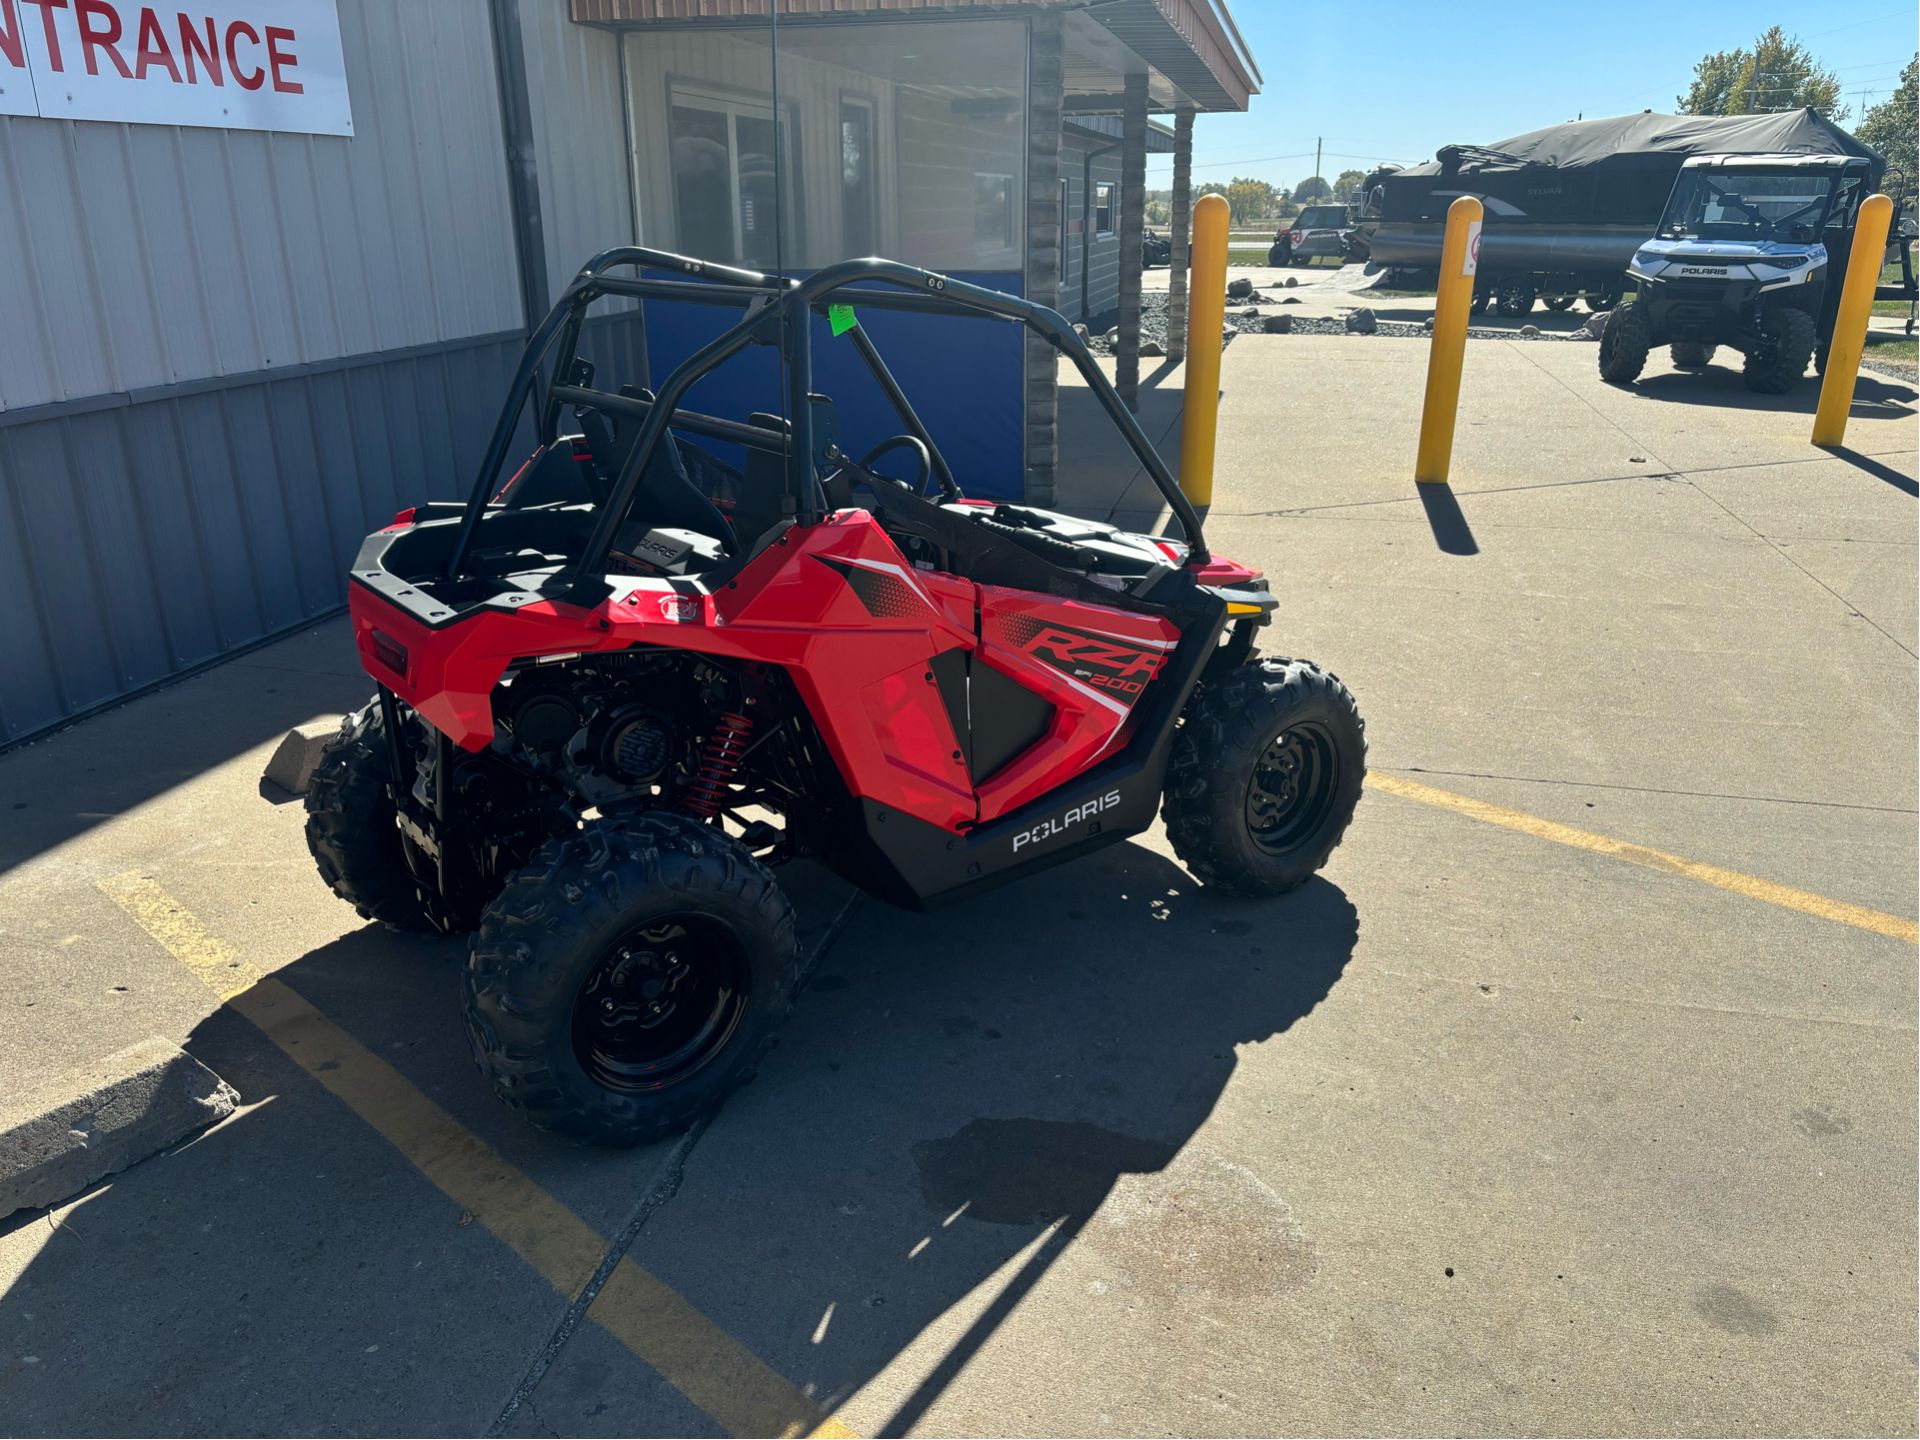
left=443, top=246, right=1209, bottom=587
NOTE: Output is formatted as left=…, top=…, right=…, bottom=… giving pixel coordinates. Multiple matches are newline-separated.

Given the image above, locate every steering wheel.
left=846, top=435, right=934, bottom=497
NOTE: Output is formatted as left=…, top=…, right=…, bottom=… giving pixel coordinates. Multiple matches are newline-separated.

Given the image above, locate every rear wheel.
left=463, top=815, right=797, bottom=1146
left=1163, top=657, right=1366, bottom=897
left=1598, top=302, right=1652, bottom=385
left=1743, top=307, right=1815, bottom=394
left=1671, top=342, right=1716, bottom=370
left=304, top=700, right=438, bottom=931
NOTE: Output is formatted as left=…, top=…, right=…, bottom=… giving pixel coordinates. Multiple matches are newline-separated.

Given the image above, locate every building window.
left=975, top=173, right=1013, bottom=249
left=1094, top=181, right=1115, bottom=236
left=668, top=87, right=796, bottom=268
left=841, top=97, right=877, bottom=257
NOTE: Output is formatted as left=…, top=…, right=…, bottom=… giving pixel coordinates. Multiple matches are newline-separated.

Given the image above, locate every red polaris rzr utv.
left=306, top=247, right=1365, bottom=1145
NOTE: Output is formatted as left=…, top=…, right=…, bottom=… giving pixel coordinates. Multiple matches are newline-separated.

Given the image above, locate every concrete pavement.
left=0, top=328, right=1913, bottom=1435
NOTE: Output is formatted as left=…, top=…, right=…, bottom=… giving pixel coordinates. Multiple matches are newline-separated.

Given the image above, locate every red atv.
left=306, top=248, right=1365, bottom=1145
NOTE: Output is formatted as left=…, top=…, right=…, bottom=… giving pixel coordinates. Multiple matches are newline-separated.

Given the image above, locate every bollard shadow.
left=1418, top=483, right=1479, bottom=556
left=1824, top=445, right=1919, bottom=497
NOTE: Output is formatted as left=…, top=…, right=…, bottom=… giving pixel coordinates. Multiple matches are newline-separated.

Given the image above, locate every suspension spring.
left=685, top=712, right=754, bottom=818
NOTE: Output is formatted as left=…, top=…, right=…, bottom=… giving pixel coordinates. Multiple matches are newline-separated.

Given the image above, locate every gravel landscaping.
left=1083, top=292, right=1583, bottom=353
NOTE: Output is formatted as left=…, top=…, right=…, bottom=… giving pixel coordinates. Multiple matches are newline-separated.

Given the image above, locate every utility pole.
left=1314, top=136, right=1322, bottom=189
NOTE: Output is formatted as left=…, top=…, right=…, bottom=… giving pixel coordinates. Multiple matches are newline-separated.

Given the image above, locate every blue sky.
left=1150, top=1, right=1919, bottom=193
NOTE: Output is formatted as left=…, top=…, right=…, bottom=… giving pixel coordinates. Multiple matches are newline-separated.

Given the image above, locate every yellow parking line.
left=98, top=871, right=852, bottom=1439
left=1370, top=773, right=1919, bottom=944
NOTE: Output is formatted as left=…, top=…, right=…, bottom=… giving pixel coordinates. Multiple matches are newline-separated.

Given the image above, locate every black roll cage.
left=443, top=246, right=1209, bottom=587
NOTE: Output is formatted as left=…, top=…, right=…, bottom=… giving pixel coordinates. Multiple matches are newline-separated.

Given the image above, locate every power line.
left=1801, top=7, right=1913, bottom=37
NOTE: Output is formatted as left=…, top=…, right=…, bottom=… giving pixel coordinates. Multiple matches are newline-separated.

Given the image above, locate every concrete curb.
left=1, top=1036, right=240, bottom=1218
left=262, top=718, right=341, bottom=797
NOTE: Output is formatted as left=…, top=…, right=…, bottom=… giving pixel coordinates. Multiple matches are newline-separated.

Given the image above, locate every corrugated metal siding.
left=0, top=0, right=521, bottom=415
left=0, top=334, right=532, bottom=744
left=1061, top=140, right=1120, bottom=320
left=519, top=1, right=640, bottom=303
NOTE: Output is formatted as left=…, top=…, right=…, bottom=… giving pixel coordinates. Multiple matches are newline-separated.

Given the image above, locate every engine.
left=491, top=650, right=734, bottom=811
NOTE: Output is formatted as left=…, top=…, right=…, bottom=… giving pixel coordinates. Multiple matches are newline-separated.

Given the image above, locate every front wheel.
left=1743, top=308, right=1815, bottom=394
left=1598, top=302, right=1652, bottom=385
left=463, top=816, right=798, bottom=1146
left=1163, top=657, right=1366, bottom=897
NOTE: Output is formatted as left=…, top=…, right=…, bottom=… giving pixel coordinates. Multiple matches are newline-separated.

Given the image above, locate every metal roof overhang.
left=569, top=0, right=1259, bottom=113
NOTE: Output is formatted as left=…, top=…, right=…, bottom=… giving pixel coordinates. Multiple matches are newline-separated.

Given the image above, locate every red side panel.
left=971, top=586, right=1179, bottom=823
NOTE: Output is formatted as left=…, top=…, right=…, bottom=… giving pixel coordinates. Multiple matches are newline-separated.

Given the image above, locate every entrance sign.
left=0, top=0, right=352, bottom=135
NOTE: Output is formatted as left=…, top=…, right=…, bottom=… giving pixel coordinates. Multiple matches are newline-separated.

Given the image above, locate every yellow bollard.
left=1812, top=193, right=1894, bottom=448
left=1178, top=192, right=1230, bottom=506
left=1414, top=195, right=1484, bottom=485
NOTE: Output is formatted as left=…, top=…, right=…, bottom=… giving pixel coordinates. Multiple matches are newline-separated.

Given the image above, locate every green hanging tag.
left=828, top=303, right=859, bottom=337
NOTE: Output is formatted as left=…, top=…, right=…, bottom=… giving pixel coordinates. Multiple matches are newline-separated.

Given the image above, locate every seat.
left=576, top=388, right=736, bottom=551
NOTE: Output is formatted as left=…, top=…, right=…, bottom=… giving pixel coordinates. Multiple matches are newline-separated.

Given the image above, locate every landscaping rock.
left=1262, top=314, right=1293, bottom=334
left=1241, top=307, right=1259, bottom=319
left=1104, top=328, right=1121, bottom=347
left=1284, top=277, right=1299, bottom=288
left=1140, top=340, right=1166, bottom=358
left=1582, top=310, right=1610, bottom=339
left=1226, top=278, right=1254, bottom=300
left=1520, top=324, right=1541, bottom=338
left=1345, top=308, right=1378, bottom=334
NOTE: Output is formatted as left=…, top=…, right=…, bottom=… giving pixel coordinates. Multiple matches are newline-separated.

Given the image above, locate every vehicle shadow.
left=0, top=842, right=1358, bottom=1436
left=1626, top=366, right=1916, bottom=415
left=567, top=845, right=1360, bottom=1435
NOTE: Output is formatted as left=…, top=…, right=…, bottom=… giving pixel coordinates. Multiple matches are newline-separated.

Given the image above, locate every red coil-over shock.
left=684, top=712, right=754, bottom=818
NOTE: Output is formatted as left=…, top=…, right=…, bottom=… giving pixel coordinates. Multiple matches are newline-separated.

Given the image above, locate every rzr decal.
left=1003, top=619, right=1168, bottom=702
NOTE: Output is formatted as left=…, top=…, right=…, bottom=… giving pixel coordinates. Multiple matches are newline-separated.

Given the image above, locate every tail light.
left=369, top=630, right=409, bottom=678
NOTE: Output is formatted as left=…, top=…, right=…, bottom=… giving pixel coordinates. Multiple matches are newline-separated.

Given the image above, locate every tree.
left=1332, top=168, right=1367, bottom=201
left=1294, top=174, right=1332, bottom=203
left=1856, top=55, right=1918, bottom=203
left=1223, top=176, right=1278, bottom=223
left=1677, top=28, right=1846, bottom=120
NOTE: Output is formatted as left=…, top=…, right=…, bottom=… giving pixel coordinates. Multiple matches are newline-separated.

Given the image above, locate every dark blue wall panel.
left=633, top=270, right=1028, bottom=501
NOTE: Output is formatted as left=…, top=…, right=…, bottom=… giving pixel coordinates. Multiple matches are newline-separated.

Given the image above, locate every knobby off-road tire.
left=1743, top=307, right=1815, bottom=394
left=1163, top=657, right=1367, bottom=898
left=1598, top=302, right=1652, bottom=385
left=464, top=815, right=797, bottom=1146
left=1671, top=342, right=1716, bottom=370
left=304, top=700, right=437, bottom=931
